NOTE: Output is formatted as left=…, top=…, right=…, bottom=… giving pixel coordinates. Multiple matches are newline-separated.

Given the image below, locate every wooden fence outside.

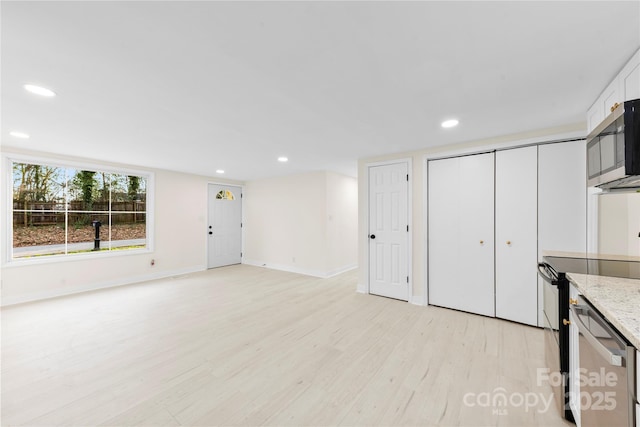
left=13, top=201, right=146, bottom=227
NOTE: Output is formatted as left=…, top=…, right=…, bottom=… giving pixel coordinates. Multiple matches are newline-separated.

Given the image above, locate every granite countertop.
left=543, top=250, right=640, bottom=262
left=567, top=272, right=640, bottom=349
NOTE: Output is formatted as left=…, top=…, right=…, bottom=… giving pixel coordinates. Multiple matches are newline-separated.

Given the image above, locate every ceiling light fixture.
left=24, top=84, right=56, bottom=97
left=9, top=131, right=30, bottom=139
left=441, top=119, right=459, bottom=128
left=216, top=170, right=225, bottom=174
left=278, top=157, right=288, bottom=162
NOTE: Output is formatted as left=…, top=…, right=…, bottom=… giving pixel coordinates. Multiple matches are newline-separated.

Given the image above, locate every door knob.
left=569, top=298, right=579, bottom=305
left=562, top=319, right=571, bottom=326
left=506, top=241, right=511, bottom=245
left=370, top=234, right=376, bottom=239
left=480, top=240, right=484, bottom=244
left=208, top=231, right=213, bottom=235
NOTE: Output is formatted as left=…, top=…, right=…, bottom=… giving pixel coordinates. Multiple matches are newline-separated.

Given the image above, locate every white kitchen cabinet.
left=619, top=49, right=640, bottom=103
left=495, top=146, right=538, bottom=326
left=428, top=152, right=495, bottom=317
left=587, top=48, right=640, bottom=134
left=569, top=284, right=581, bottom=427
left=586, top=98, right=604, bottom=135
left=587, top=79, right=620, bottom=134
left=538, top=141, right=587, bottom=326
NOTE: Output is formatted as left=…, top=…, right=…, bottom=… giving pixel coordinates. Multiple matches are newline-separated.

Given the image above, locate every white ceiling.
left=2, top=1, right=639, bottom=180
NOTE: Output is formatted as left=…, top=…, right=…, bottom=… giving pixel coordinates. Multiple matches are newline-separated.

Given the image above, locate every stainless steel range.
left=538, top=255, right=640, bottom=424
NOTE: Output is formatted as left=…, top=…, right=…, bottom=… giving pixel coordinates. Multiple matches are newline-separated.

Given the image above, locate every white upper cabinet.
left=587, top=79, right=620, bottom=134
left=618, top=49, right=640, bottom=103
left=495, top=146, right=538, bottom=326
left=587, top=48, right=640, bottom=134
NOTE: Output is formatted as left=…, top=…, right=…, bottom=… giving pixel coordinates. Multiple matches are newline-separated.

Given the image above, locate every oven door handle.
left=570, top=304, right=624, bottom=367
left=537, top=263, right=556, bottom=285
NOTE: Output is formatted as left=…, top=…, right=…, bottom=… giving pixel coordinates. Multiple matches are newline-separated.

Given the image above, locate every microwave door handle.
left=570, top=305, right=624, bottom=367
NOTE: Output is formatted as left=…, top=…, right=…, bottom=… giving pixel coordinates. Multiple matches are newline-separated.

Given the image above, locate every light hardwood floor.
left=1, top=265, right=573, bottom=426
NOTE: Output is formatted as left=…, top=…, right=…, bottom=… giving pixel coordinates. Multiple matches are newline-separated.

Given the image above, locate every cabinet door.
left=619, top=49, right=640, bottom=102
left=601, top=79, right=621, bottom=118
left=495, top=146, right=537, bottom=326
left=586, top=98, right=603, bottom=135
left=428, top=153, right=495, bottom=317
left=587, top=80, right=621, bottom=134
left=538, top=141, right=587, bottom=325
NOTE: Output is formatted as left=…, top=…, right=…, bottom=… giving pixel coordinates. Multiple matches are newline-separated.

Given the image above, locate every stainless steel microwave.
left=587, top=98, right=640, bottom=190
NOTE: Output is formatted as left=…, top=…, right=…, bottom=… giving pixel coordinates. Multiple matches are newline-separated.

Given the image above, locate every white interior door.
left=368, top=162, right=409, bottom=301
left=495, top=146, right=538, bottom=326
left=208, top=184, right=242, bottom=269
left=428, top=153, right=495, bottom=317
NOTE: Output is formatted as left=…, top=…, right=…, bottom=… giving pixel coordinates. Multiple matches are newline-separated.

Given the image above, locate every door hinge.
left=407, top=225, right=409, bottom=232
left=406, top=276, right=409, bottom=283
left=241, top=193, right=243, bottom=198
left=406, top=174, right=409, bottom=181
left=241, top=252, right=243, bottom=258
left=241, top=222, right=243, bottom=228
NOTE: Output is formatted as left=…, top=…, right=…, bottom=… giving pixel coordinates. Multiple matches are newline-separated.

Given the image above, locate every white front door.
left=208, top=184, right=242, bottom=269
left=368, top=162, right=409, bottom=301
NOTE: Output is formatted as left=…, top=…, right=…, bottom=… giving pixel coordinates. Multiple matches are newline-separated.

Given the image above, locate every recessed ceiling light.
left=24, top=84, right=56, bottom=97
left=9, top=131, right=30, bottom=139
left=278, top=157, right=288, bottom=162
left=441, top=119, right=459, bottom=128
left=216, top=170, right=225, bottom=174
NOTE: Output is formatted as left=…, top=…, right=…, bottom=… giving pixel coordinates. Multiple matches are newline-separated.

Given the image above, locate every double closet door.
left=428, top=146, right=538, bottom=326
left=428, top=152, right=496, bottom=317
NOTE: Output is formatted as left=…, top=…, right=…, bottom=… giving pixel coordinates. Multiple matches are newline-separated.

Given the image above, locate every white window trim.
left=2, top=152, right=155, bottom=266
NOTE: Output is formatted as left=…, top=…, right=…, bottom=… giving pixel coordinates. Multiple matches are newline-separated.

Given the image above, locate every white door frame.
left=206, top=182, right=245, bottom=268
left=365, top=158, right=412, bottom=299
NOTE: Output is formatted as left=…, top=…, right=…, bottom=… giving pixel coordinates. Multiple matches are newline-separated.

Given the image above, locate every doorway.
left=368, top=161, right=410, bottom=301
left=207, top=184, right=242, bottom=269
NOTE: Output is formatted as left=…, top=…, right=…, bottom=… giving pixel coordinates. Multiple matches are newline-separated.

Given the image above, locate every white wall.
left=598, top=193, right=640, bottom=257
left=0, top=148, right=243, bottom=305
left=243, top=171, right=358, bottom=277
left=358, top=122, right=586, bottom=302
left=325, top=172, right=358, bottom=275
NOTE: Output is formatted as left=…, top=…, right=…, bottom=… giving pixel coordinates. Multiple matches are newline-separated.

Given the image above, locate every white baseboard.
left=1, top=265, right=206, bottom=307
left=410, top=294, right=428, bottom=306
left=325, top=263, right=357, bottom=278
left=243, top=259, right=356, bottom=279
